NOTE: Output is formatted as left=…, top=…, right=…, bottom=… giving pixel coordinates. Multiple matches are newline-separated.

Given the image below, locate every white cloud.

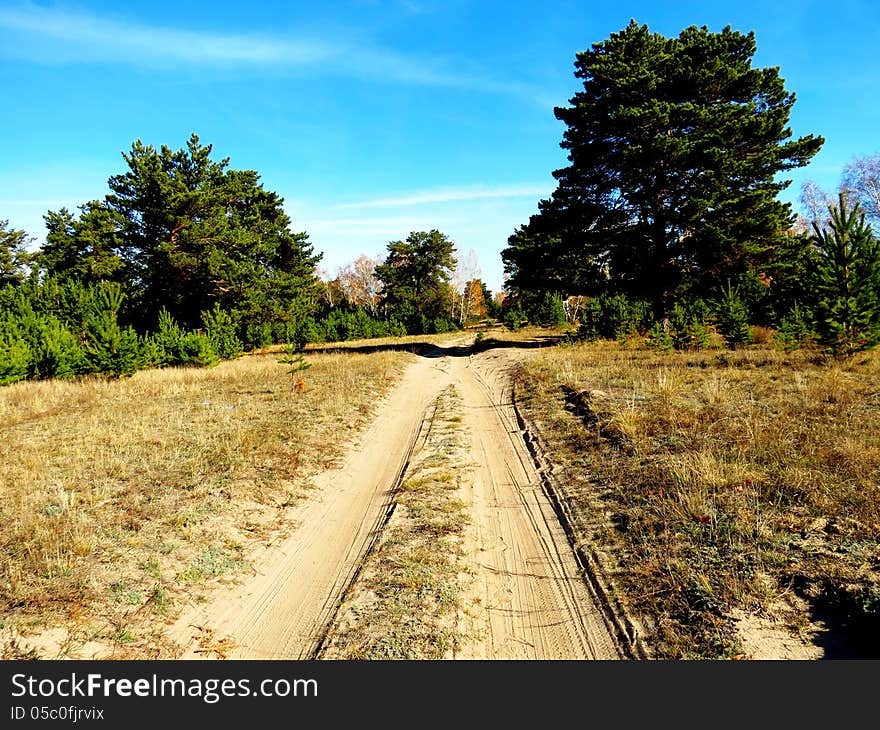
left=304, top=216, right=452, bottom=234
left=0, top=4, right=546, bottom=98
left=336, top=184, right=552, bottom=209
left=0, top=5, right=332, bottom=66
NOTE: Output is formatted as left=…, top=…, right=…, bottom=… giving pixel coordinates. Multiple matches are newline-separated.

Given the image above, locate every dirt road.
left=169, top=338, right=627, bottom=659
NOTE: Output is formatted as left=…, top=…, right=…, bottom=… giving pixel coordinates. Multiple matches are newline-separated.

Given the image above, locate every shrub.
left=774, top=303, right=815, bottom=352
left=645, top=321, right=674, bottom=352
left=177, top=332, right=219, bottom=368
left=82, top=283, right=140, bottom=377
left=386, top=318, right=408, bottom=338
left=148, top=308, right=184, bottom=367
left=145, top=309, right=219, bottom=368
left=668, top=300, right=711, bottom=351
left=502, top=304, right=528, bottom=330
left=749, top=325, right=773, bottom=346
left=83, top=318, right=140, bottom=377
left=301, top=317, right=327, bottom=345
left=577, top=294, right=653, bottom=341
left=430, top=317, right=458, bottom=334
left=32, top=318, right=84, bottom=379
left=0, top=322, right=31, bottom=385
left=528, top=292, right=567, bottom=327
left=138, top=334, right=165, bottom=369
left=244, top=322, right=273, bottom=350
left=298, top=308, right=410, bottom=344
left=714, top=283, right=752, bottom=349
left=202, top=304, right=243, bottom=360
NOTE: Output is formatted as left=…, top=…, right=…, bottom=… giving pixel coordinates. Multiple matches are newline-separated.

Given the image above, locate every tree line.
left=6, top=19, right=878, bottom=385
left=0, top=135, right=499, bottom=385
left=500, top=20, right=880, bottom=355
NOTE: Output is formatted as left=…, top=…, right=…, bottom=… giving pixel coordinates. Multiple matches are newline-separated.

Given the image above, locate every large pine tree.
left=41, top=134, right=321, bottom=335
left=503, top=21, right=823, bottom=312
left=375, top=230, right=456, bottom=332
left=41, top=203, right=126, bottom=286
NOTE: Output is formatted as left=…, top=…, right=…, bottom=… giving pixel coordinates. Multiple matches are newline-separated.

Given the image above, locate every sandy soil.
left=168, top=338, right=626, bottom=659
left=450, top=347, right=621, bottom=658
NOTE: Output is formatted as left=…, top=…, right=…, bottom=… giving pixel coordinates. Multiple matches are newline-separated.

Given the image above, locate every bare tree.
left=799, top=179, right=833, bottom=229
left=801, top=153, right=880, bottom=234
left=841, top=152, right=880, bottom=227
left=451, top=248, right=481, bottom=325
left=337, top=254, right=382, bottom=314
left=316, top=266, right=337, bottom=308
left=563, top=295, right=589, bottom=323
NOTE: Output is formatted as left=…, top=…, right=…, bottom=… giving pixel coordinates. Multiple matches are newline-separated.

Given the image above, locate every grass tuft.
left=319, top=385, right=473, bottom=659
left=512, top=335, right=880, bottom=658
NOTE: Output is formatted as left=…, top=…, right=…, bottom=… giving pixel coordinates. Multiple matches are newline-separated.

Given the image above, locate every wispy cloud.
left=305, top=216, right=452, bottom=234
left=0, top=4, right=545, bottom=98
left=336, top=184, right=552, bottom=209
left=0, top=5, right=333, bottom=66
left=0, top=199, right=76, bottom=207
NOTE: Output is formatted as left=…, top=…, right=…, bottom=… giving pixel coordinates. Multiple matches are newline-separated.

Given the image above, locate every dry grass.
left=511, top=335, right=880, bottom=658
left=319, top=385, right=472, bottom=659
left=0, top=344, right=419, bottom=657
left=303, top=332, right=462, bottom=354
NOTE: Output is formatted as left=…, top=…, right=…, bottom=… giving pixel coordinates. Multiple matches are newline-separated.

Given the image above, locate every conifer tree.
left=812, top=193, right=880, bottom=354
left=375, top=230, right=456, bottom=333
left=0, top=220, right=34, bottom=287
left=714, top=283, right=752, bottom=348
left=82, top=283, right=141, bottom=377
left=503, top=21, right=824, bottom=311
left=41, top=134, right=321, bottom=341
left=40, top=204, right=126, bottom=286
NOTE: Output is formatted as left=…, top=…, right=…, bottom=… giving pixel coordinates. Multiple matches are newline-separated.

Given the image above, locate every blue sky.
left=1, top=1, right=878, bottom=293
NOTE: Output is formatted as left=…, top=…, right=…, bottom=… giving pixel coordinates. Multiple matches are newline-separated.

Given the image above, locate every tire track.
left=452, top=348, right=624, bottom=659
left=167, top=338, right=635, bottom=660
left=167, top=354, right=447, bottom=659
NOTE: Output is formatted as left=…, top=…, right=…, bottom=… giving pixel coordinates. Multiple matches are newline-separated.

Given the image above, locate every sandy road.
left=168, top=350, right=450, bottom=659
left=168, top=338, right=625, bottom=659
left=450, top=348, right=620, bottom=659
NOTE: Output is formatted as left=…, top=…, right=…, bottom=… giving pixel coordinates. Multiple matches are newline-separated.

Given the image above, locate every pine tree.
left=0, top=220, right=34, bottom=287
left=40, top=204, right=126, bottom=286
left=812, top=193, right=880, bottom=355
left=41, top=134, right=321, bottom=340
left=774, top=302, right=814, bottom=352
left=527, top=291, right=567, bottom=327
left=0, top=316, right=32, bottom=385
left=202, top=304, right=243, bottom=360
left=82, top=283, right=141, bottom=377
left=375, top=230, right=456, bottom=333
left=576, top=294, right=652, bottom=340
left=669, top=300, right=712, bottom=351
left=32, top=318, right=85, bottom=380
left=502, top=21, right=824, bottom=311
left=150, top=308, right=185, bottom=367
left=714, top=283, right=752, bottom=348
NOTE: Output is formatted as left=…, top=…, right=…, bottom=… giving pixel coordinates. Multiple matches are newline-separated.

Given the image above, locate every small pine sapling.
left=714, top=282, right=752, bottom=349
left=812, top=193, right=880, bottom=355
left=278, top=343, right=311, bottom=392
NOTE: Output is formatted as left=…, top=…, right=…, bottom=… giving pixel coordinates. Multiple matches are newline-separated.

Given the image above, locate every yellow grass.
left=512, top=335, right=880, bottom=658
left=319, top=385, right=472, bottom=659
left=0, top=346, right=414, bottom=657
